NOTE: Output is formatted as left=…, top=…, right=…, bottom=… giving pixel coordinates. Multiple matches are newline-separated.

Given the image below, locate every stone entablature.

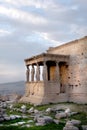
left=21, top=36, right=87, bottom=104
left=25, top=53, right=69, bottom=66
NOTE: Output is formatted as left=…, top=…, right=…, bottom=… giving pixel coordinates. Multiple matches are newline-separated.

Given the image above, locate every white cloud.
left=0, top=0, right=58, bottom=9
left=38, top=32, right=60, bottom=46
left=0, top=29, right=11, bottom=36
left=0, top=5, right=47, bottom=25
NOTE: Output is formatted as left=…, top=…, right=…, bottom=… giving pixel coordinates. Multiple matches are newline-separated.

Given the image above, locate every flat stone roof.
left=25, top=53, right=69, bottom=65
left=25, top=53, right=69, bottom=61
left=47, top=36, right=87, bottom=52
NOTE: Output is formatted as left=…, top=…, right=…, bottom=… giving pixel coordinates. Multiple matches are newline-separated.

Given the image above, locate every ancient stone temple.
left=21, top=36, right=87, bottom=105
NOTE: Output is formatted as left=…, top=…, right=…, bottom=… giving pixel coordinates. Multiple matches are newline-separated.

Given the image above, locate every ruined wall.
left=20, top=82, right=45, bottom=104
left=47, top=36, right=87, bottom=103
left=21, top=81, right=68, bottom=105
left=44, top=81, right=68, bottom=104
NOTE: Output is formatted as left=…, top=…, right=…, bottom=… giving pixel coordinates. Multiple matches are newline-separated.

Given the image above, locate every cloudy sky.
left=0, top=0, right=87, bottom=83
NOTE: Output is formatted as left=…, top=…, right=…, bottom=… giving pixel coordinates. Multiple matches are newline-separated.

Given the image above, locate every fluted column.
left=31, top=65, right=35, bottom=81
left=43, top=61, right=48, bottom=81
left=36, top=63, right=40, bottom=81
left=26, top=65, right=30, bottom=82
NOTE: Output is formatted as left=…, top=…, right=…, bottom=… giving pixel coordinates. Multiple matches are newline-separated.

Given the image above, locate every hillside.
left=0, top=81, right=25, bottom=95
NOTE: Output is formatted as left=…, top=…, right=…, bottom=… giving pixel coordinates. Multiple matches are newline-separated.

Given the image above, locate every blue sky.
left=0, top=0, right=87, bottom=83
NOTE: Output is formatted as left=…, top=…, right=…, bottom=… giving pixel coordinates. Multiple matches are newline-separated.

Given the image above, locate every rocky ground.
left=0, top=99, right=87, bottom=130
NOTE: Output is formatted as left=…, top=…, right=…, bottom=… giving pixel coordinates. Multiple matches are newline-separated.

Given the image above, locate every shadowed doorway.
left=59, top=62, right=68, bottom=93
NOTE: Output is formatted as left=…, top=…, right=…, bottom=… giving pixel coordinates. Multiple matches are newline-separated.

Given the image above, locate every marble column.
left=43, top=61, right=48, bottom=81
left=31, top=65, right=35, bottom=81
left=55, top=62, right=60, bottom=81
left=36, top=63, right=40, bottom=81
left=26, top=66, right=30, bottom=82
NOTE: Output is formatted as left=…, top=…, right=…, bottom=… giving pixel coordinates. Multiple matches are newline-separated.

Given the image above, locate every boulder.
left=10, top=115, right=16, bottom=120
left=0, top=118, right=4, bottom=122
left=63, top=120, right=80, bottom=130
left=34, top=109, right=39, bottom=114
left=70, top=112, right=78, bottom=116
left=21, top=105, right=26, bottom=113
left=22, top=115, right=28, bottom=119
left=65, top=108, right=71, bottom=117
left=3, top=114, right=8, bottom=117
left=46, top=108, right=52, bottom=113
left=68, top=119, right=81, bottom=125
left=53, top=119, right=59, bottom=124
left=28, top=107, right=34, bottom=113
left=4, top=116, right=10, bottom=121
left=9, top=104, right=13, bottom=109
left=35, top=122, right=45, bottom=126
left=65, top=108, right=71, bottom=114
left=27, top=120, right=33, bottom=123
left=2, top=102, right=7, bottom=108
left=18, top=121, right=25, bottom=125
left=36, top=116, right=53, bottom=125
left=15, top=115, right=21, bottom=119
left=65, top=122, right=73, bottom=127
left=10, top=123, right=18, bottom=126
left=25, top=124, right=31, bottom=127
left=0, top=109, right=6, bottom=115
left=0, top=111, right=3, bottom=116
left=55, top=112, right=66, bottom=119
left=82, top=125, right=87, bottom=130
left=63, top=125, right=79, bottom=130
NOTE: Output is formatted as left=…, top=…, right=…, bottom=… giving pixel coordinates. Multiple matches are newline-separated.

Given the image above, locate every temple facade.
left=21, top=36, right=87, bottom=105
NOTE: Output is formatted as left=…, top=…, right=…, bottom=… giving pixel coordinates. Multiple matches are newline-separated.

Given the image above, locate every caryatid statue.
left=26, top=66, right=30, bottom=82
left=36, top=64, right=40, bottom=81
left=31, top=65, right=35, bottom=81
left=42, top=61, right=47, bottom=81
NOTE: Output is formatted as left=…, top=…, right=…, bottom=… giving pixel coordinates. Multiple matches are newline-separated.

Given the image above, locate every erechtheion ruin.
left=21, top=36, right=87, bottom=105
